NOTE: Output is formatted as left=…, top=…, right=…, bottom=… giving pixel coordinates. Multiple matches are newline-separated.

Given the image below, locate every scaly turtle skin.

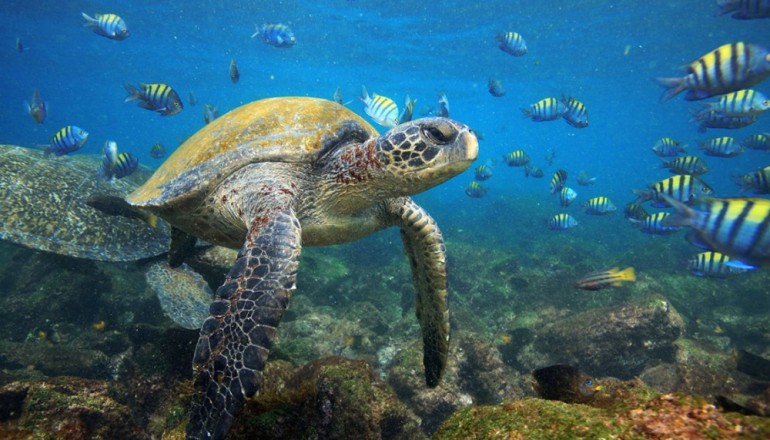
left=127, top=97, right=478, bottom=440
left=0, top=144, right=169, bottom=261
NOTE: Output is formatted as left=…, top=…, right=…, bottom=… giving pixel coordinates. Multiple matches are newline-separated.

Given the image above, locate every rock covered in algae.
left=533, top=294, right=684, bottom=378
left=433, top=378, right=770, bottom=439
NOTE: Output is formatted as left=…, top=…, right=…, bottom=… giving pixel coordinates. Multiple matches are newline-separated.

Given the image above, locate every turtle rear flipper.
left=388, top=197, right=449, bottom=387
left=188, top=205, right=300, bottom=440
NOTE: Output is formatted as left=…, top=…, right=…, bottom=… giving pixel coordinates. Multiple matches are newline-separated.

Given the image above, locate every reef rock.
left=533, top=294, right=684, bottom=378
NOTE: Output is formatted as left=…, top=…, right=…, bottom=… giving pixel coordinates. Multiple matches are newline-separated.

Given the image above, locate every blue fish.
left=124, top=82, right=183, bottom=116
left=561, top=95, right=589, bottom=128
left=149, top=143, right=166, bottom=159
left=547, top=213, right=578, bottom=231
left=464, top=181, right=488, bottom=198
left=46, top=125, right=89, bottom=156
left=81, top=12, right=129, bottom=40
left=717, top=0, right=770, bottom=19
left=688, top=251, right=754, bottom=278
left=629, top=212, right=680, bottom=235
left=522, top=98, right=567, bottom=122
left=252, top=23, right=295, bottom=48
left=473, top=164, right=493, bottom=181
left=698, top=137, right=744, bottom=158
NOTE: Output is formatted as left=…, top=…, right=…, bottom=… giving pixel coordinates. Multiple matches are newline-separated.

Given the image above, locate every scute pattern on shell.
left=0, top=145, right=170, bottom=262
left=128, top=97, right=378, bottom=207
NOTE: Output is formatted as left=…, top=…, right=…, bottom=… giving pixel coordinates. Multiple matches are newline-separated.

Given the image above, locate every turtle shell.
left=0, top=145, right=170, bottom=262
left=128, top=97, right=378, bottom=208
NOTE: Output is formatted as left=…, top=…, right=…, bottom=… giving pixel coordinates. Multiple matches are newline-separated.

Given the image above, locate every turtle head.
left=375, top=118, right=478, bottom=194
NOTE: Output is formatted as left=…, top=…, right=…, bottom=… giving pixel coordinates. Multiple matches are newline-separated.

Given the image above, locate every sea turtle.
left=0, top=144, right=169, bottom=261
left=121, top=97, right=477, bottom=439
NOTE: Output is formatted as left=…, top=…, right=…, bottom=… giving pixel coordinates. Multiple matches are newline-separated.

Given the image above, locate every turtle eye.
left=422, top=122, right=456, bottom=145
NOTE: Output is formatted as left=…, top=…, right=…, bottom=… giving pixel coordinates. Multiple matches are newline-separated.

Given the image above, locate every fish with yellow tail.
left=656, top=42, right=770, bottom=102
left=576, top=267, right=636, bottom=291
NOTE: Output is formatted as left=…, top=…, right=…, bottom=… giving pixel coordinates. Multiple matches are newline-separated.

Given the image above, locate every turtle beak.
left=462, top=130, right=479, bottom=162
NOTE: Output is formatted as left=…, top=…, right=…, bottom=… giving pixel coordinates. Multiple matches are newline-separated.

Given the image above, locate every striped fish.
left=698, top=137, right=744, bottom=157
left=698, top=89, right=770, bottom=116
left=734, top=166, right=770, bottom=194
left=522, top=97, right=567, bottom=121
left=45, top=125, right=89, bottom=156
left=688, top=251, right=754, bottom=277
left=630, top=212, right=680, bottom=235
left=717, top=0, right=770, bottom=19
left=398, top=95, right=416, bottom=123
left=97, top=141, right=119, bottom=181
left=524, top=165, right=544, bottom=178
left=464, top=181, right=487, bottom=198
left=656, top=42, right=770, bottom=102
left=652, top=137, right=687, bottom=157
left=547, top=213, right=578, bottom=231
left=743, top=133, right=770, bottom=151
left=634, top=175, right=713, bottom=207
left=550, top=169, right=568, bottom=194
left=503, top=150, right=530, bottom=167
left=661, top=156, right=709, bottom=176
left=661, top=195, right=770, bottom=267
left=124, top=82, right=183, bottom=116
left=576, top=267, right=636, bottom=291
left=624, top=202, right=649, bottom=221
left=473, top=164, right=493, bottom=181
left=583, top=196, right=617, bottom=215
left=561, top=95, right=589, bottom=128
left=496, top=31, right=527, bottom=56
left=81, top=12, right=129, bottom=40
left=560, top=187, right=578, bottom=207
left=360, top=86, right=398, bottom=128
left=695, top=111, right=757, bottom=132
left=113, top=152, right=139, bottom=178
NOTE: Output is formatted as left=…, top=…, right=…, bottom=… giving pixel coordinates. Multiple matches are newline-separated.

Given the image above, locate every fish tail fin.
left=123, top=83, right=140, bottom=102
left=655, top=76, right=686, bottom=102
left=520, top=108, right=532, bottom=118
left=359, top=85, right=369, bottom=103
left=659, top=194, right=698, bottom=228
left=619, top=267, right=636, bottom=281
left=632, top=188, right=652, bottom=204
left=250, top=24, right=260, bottom=39
left=147, top=214, right=158, bottom=228
left=81, top=12, right=96, bottom=26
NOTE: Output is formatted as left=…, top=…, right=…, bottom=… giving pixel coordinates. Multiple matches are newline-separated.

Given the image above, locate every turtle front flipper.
left=187, top=207, right=301, bottom=440
left=386, top=197, right=449, bottom=387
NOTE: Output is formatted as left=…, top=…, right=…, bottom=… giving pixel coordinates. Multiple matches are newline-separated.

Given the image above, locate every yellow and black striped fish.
left=464, top=181, right=488, bottom=198
left=624, top=202, right=649, bottom=221
left=698, top=136, right=744, bottom=157
left=634, top=175, right=713, bottom=207
left=661, top=155, right=709, bottom=176
left=698, top=89, right=770, bottom=116
left=522, top=97, right=567, bottom=121
left=561, top=95, right=589, bottom=128
left=550, top=169, right=568, bottom=194
left=656, top=42, right=770, bottom=102
left=652, top=137, right=687, bottom=157
left=360, top=86, right=398, bottom=128
left=503, top=150, right=530, bottom=167
left=583, top=196, right=617, bottom=215
left=46, top=125, right=89, bottom=156
left=547, top=213, right=578, bottom=230
left=743, top=133, right=770, bottom=151
left=734, top=166, right=770, bottom=194
left=661, top=195, right=770, bottom=267
left=124, top=82, right=183, bottom=116
left=688, top=251, right=754, bottom=278
left=474, top=164, right=493, bottom=181
left=81, top=12, right=129, bottom=40
left=630, top=212, right=680, bottom=235
left=718, top=0, right=770, bottom=19
left=576, top=267, right=635, bottom=291
left=496, top=31, right=527, bottom=56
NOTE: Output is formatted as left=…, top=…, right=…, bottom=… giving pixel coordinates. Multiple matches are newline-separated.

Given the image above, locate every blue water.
left=1, top=2, right=769, bottom=270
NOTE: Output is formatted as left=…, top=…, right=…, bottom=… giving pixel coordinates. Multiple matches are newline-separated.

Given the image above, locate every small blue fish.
left=634, top=175, right=713, bottom=207
left=496, top=31, right=527, bottom=56
left=660, top=156, right=709, bottom=176
left=695, top=110, right=757, bottom=132
left=81, top=12, right=129, bottom=40
left=124, top=82, right=183, bottom=116
left=252, top=23, right=295, bottom=48
left=437, top=92, right=450, bottom=118
left=560, top=187, right=578, bottom=207
left=696, top=89, right=770, bottom=117
left=25, top=89, right=46, bottom=124
left=576, top=170, right=596, bottom=186
left=522, top=97, right=567, bottom=122
left=149, top=143, right=166, bottom=159
left=547, top=213, right=578, bottom=231
left=203, top=104, right=219, bottom=125
left=742, top=133, right=770, bottom=151
left=474, top=164, right=493, bottom=181
left=360, top=86, right=398, bottom=128
left=46, top=125, right=89, bottom=156
left=488, top=79, right=506, bottom=97
left=399, top=95, right=416, bottom=124
left=524, top=165, right=544, bottom=178
left=651, top=137, right=687, bottom=157
left=464, top=181, right=488, bottom=198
